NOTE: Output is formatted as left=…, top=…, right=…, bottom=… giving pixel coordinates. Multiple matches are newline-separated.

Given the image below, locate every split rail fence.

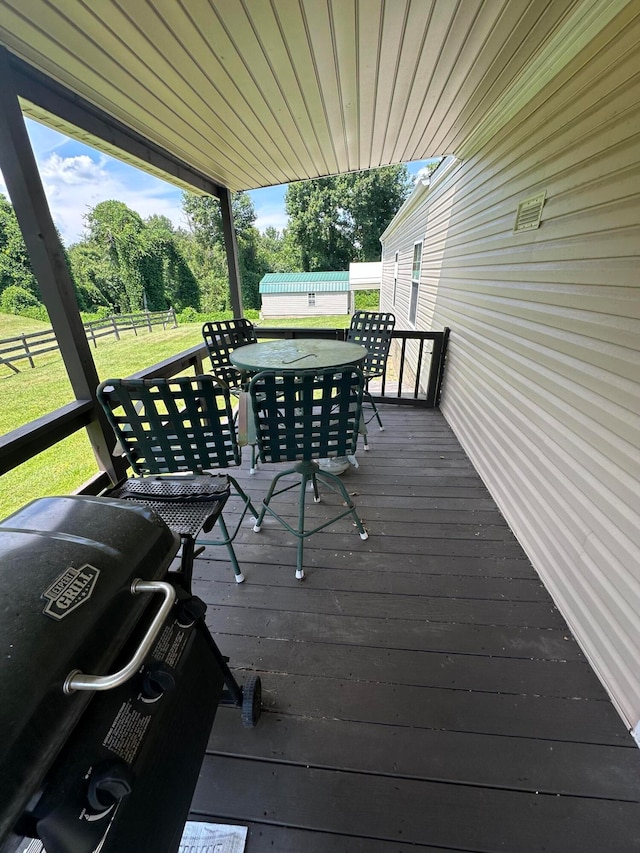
left=0, top=309, right=177, bottom=373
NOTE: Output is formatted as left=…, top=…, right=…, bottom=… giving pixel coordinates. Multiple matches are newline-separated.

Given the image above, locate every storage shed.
left=259, top=272, right=350, bottom=319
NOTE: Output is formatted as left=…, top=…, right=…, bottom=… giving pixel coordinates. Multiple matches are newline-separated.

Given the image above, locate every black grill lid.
left=0, top=495, right=179, bottom=845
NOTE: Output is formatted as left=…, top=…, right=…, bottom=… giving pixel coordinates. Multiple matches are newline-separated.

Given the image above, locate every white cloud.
left=39, top=152, right=186, bottom=245
left=1, top=145, right=186, bottom=246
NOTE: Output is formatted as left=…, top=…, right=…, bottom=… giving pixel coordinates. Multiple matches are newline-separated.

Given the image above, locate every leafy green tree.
left=285, top=165, right=411, bottom=270
left=258, top=226, right=302, bottom=272
left=0, top=194, right=39, bottom=299
left=144, top=215, right=200, bottom=311
left=66, top=242, right=113, bottom=311
left=181, top=190, right=264, bottom=310
left=85, top=200, right=158, bottom=312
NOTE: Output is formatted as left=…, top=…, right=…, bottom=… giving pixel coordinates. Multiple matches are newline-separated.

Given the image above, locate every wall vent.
left=514, top=192, right=546, bottom=232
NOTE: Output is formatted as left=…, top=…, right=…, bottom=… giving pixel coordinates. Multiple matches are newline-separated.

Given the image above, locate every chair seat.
left=106, top=475, right=230, bottom=538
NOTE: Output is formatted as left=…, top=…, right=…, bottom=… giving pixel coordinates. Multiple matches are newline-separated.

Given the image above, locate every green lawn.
left=0, top=313, right=352, bottom=519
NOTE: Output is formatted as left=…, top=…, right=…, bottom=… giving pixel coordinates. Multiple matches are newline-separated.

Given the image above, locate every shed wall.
left=380, top=8, right=640, bottom=729
left=260, top=291, right=349, bottom=318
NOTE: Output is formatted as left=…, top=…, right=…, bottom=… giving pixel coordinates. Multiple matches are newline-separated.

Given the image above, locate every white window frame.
left=308, top=291, right=316, bottom=306
left=409, top=241, right=422, bottom=325
left=393, top=251, right=399, bottom=305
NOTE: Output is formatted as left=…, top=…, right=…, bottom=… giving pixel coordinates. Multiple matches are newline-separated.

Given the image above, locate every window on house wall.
left=308, top=292, right=316, bottom=306
left=409, top=242, right=422, bottom=325
left=393, top=251, right=399, bottom=305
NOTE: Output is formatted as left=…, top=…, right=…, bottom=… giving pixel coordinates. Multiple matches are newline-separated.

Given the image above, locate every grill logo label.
left=42, top=565, right=100, bottom=620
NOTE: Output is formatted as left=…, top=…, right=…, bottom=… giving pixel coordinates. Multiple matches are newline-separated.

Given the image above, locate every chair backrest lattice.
left=97, top=376, right=241, bottom=474
left=249, top=368, right=364, bottom=464
left=202, top=318, right=257, bottom=387
left=347, top=311, right=396, bottom=378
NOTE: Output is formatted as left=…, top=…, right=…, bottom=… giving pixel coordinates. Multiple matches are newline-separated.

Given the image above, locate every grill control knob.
left=87, top=759, right=133, bottom=810
left=141, top=664, right=176, bottom=701
left=175, top=595, right=207, bottom=628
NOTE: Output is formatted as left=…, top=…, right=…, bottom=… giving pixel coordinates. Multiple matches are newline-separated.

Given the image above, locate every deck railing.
left=254, top=325, right=449, bottom=407
left=0, top=309, right=177, bottom=373
left=0, top=325, right=448, bottom=495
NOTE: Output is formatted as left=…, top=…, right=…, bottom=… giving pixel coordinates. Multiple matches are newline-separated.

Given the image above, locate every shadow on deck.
left=189, top=405, right=640, bottom=852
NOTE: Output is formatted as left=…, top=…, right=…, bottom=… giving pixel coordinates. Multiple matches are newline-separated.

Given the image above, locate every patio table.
left=230, top=338, right=368, bottom=473
left=228, top=338, right=367, bottom=373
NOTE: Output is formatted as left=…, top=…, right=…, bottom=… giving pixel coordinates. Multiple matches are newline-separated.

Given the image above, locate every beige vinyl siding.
left=380, top=9, right=640, bottom=728
left=260, top=291, right=349, bottom=319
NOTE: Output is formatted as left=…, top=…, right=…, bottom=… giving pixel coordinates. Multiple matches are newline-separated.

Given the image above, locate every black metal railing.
left=254, top=326, right=449, bottom=407
left=0, top=326, right=448, bottom=496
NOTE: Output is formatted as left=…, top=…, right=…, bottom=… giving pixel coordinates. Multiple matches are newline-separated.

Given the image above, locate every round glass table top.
left=229, top=338, right=367, bottom=372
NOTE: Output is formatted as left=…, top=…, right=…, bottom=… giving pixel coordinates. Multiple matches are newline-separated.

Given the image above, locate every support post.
left=0, top=46, right=123, bottom=483
left=219, top=186, right=244, bottom=318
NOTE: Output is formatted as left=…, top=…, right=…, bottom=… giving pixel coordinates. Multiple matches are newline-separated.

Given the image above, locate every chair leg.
left=227, top=474, right=260, bottom=519
left=178, top=534, right=195, bottom=592
left=365, top=388, right=384, bottom=431
left=295, top=472, right=311, bottom=580
left=216, top=514, right=245, bottom=583
left=316, top=470, right=369, bottom=541
left=252, top=462, right=367, bottom=581
left=252, top=468, right=289, bottom=531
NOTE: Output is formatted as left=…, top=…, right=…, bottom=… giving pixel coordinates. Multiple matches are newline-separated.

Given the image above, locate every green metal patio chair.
left=249, top=367, right=369, bottom=580
left=202, top=318, right=257, bottom=389
left=97, top=375, right=259, bottom=587
left=202, top=318, right=260, bottom=473
left=346, top=310, right=396, bottom=449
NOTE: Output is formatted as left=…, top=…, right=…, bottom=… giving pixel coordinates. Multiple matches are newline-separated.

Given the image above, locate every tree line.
left=0, top=164, right=415, bottom=320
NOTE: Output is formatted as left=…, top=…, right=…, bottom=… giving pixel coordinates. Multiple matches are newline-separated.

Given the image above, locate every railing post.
left=146, top=310, right=152, bottom=332
left=22, top=333, right=34, bottom=369
left=0, top=47, right=123, bottom=483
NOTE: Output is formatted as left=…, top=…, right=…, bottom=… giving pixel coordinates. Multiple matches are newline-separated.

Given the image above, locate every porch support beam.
left=8, top=53, right=223, bottom=199
left=0, top=46, right=122, bottom=483
left=220, top=186, right=244, bottom=317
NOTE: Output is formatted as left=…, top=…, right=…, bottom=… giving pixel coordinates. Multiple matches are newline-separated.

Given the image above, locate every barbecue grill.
left=0, top=495, right=260, bottom=853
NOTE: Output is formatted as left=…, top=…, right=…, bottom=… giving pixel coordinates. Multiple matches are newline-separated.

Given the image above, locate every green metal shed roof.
left=260, top=271, right=350, bottom=293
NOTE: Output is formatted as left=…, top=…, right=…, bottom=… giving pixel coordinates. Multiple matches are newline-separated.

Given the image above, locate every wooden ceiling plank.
left=367, top=0, right=415, bottom=169
left=0, top=1, right=261, bottom=187
left=354, top=0, right=383, bottom=169
left=300, top=0, right=350, bottom=175
left=110, top=0, right=291, bottom=184
left=180, top=0, right=311, bottom=182
left=330, top=0, right=359, bottom=173
left=398, top=0, right=485, bottom=160
left=273, top=0, right=338, bottom=177
left=239, top=0, right=325, bottom=177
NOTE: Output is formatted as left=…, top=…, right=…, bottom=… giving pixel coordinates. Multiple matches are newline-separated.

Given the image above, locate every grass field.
left=0, top=312, right=352, bottom=519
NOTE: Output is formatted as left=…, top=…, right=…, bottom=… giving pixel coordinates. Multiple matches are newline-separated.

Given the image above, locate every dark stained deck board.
left=199, top=633, right=605, bottom=698
left=190, top=406, right=640, bottom=852
left=198, top=562, right=548, bottom=599
left=198, top=547, right=535, bottom=577
left=207, top=708, right=640, bottom=800
left=192, top=757, right=640, bottom=852
left=197, top=583, right=566, bottom=627
left=203, top=606, right=586, bottom=660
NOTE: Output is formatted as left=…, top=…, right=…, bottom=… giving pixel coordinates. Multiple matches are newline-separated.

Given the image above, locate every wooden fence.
left=0, top=309, right=177, bottom=373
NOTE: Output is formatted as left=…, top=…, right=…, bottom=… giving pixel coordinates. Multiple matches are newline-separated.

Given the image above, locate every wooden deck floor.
left=190, top=405, right=640, bottom=852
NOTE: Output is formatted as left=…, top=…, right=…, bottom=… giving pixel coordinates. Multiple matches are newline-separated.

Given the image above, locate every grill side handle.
left=63, top=580, right=176, bottom=694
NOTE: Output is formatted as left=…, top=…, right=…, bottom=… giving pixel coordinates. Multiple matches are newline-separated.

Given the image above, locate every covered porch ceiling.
left=0, top=0, right=619, bottom=195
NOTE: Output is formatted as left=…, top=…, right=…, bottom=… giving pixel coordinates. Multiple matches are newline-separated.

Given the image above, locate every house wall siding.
left=380, top=10, right=640, bottom=728
left=261, top=291, right=349, bottom=318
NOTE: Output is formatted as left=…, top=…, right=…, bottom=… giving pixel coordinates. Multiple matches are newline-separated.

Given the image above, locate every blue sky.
left=0, top=118, right=435, bottom=247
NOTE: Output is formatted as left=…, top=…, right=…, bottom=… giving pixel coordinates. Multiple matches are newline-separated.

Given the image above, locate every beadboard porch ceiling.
left=0, top=0, right=624, bottom=193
